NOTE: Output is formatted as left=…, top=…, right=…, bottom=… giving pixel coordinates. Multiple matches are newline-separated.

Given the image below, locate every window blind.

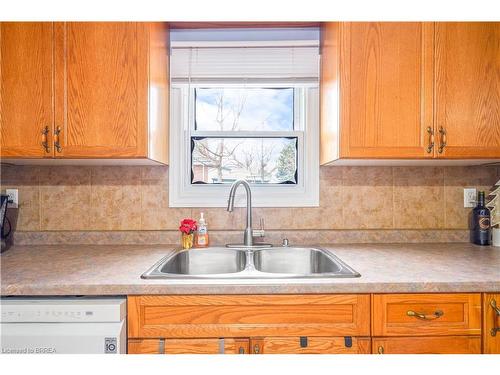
left=170, top=29, right=320, bottom=84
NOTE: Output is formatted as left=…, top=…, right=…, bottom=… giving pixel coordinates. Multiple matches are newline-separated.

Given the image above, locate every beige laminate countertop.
left=1, top=243, right=499, bottom=296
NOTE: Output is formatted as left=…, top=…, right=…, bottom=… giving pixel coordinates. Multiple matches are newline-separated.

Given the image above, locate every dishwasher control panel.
left=0, top=297, right=126, bottom=323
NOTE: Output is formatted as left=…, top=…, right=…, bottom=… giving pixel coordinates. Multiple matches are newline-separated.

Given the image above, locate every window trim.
left=169, top=85, right=319, bottom=208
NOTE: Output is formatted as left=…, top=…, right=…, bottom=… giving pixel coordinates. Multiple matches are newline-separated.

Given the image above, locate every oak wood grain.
left=128, top=294, right=370, bottom=338
left=54, top=22, right=148, bottom=158
left=147, top=22, right=169, bottom=164
left=372, top=336, right=481, bottom=354
left=372, top=293, right=481, bottom=336
left=434, top=22, right=500, bottom=158
left=340, top=22, right=435, bottom=159
left=320, top=22, right=341, bottom=164
left=259, top=336, right=371, bottom=354
left=128, top=338, right=249, bottom=354
left=483, top=293, right=500, bottom=354
left=0, top=22, right=54, bottom=158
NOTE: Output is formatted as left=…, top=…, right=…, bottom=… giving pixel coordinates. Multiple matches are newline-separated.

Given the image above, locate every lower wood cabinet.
left=250, top=337, right=371, bottom=354
left=372, top=293, right=482, bottom=336
left=483, top=293, right=500, bottom=354
left=128, top=338, right=249, bottom=354
left=127, top=293, right=498, bottom=354
left=372, top=336, right=481, bottom=354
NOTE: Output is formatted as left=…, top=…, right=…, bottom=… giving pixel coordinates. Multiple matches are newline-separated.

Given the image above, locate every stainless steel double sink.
left=141, top=247, right=360, bottom=279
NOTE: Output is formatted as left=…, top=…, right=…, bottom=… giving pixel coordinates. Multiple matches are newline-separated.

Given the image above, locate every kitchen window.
left=169, top=28, right=319, bottom=207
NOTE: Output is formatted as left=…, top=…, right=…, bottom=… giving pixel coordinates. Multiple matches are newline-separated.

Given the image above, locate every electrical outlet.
left=5, top=188, right=19, bottom=208
left=463, top=188, right=477, bottom=208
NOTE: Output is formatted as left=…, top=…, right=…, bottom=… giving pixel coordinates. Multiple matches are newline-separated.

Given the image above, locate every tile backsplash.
left=1, top=164, right=499, bottom=232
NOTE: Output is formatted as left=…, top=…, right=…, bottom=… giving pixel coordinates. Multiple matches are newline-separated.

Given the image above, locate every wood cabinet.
left=0, top=22, right=169, bottom=164
left=127, top=293, right=497, bottom=354
left=128, top=338, right=249, bottom=354
left=128, top=294, right=370, bottom=338
left=127, top=294, right=370, bottom=354
left=372, top=336, right=481, bottom=354
left=320, top=22, right=500, bottom=164
left=372, top=293, right=481, bottom=336
left=0, top=22, right=54, bottom=158
left=434, top=23, right=500, bottom=158
left=483, top=293, right=500, bottom=354
left=339, top=22, right=434, bottom=159
left=250, top=337, right=371, bottom=354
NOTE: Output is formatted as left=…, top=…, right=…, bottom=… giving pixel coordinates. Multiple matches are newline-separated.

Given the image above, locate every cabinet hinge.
left=300, top=336, right=308, bottom=348
left=344, top=336, right=352, bottom=348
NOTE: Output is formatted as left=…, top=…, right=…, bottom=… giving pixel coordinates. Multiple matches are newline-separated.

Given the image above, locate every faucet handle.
left=252, top=218, right=265, bottom=238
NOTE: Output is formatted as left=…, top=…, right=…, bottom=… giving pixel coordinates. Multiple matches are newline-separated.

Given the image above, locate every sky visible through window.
left=195, top=88, right=294, bottom=131
left=192, top=87, right=297, bottom=184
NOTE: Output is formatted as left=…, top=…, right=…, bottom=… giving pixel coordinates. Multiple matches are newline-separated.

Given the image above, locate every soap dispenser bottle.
left=196, top=212, right=209, bottom=248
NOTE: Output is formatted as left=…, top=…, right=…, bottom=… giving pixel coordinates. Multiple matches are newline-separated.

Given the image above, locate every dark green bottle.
left=470, top=191, right=491, bottom=246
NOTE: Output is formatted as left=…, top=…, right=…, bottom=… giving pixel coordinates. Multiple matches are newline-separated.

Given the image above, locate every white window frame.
left=169, top=83, right=319, bottom=208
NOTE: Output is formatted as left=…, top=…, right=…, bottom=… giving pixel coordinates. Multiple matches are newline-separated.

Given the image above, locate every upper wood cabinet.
left=339, top=22, right=434, bottom=160
left=0, top=22, right=169, bottom=164
left=435, top=22, right=500, bottom=158
left=321, top=22, right=500, bottom=164
left=0, top=22, right=54, bottom=158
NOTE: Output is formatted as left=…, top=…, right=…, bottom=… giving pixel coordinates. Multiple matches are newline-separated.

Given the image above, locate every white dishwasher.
left=0, top=297, right=126, bottom=354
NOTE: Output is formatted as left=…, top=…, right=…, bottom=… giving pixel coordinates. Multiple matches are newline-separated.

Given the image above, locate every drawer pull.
left=490, top=299, right=500, bottom=337
left=238, top=346, right=245, bottom=354
left=377, top=346, right=384, bottom=354
left=407, top=309, right=444, bottom=320
left=253, top=344, right=260, bottom=354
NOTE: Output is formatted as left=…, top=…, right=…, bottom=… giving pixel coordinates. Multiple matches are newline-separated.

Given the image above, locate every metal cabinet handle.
left=253, top=344, right=260, bottom=354
left=426, top=126, right=434, bottom=154
left=54, top=126, right=62, bottom=153
left=238, top=347, right=245, bottom=354
left=41, top=126, right=50, bottom=153
left=407, top=309, right=444, bottom=320
left=490, top=299, right=500, bottom=337
left=438, top=126, right=447, bottom=153
left=377, top=346, right=384, bottom=354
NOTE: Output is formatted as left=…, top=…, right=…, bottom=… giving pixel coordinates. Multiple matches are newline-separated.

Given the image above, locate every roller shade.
left=170, top=29, right=320, bottom=84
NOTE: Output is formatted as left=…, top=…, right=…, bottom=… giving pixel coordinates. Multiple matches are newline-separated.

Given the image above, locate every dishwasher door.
left=0, top=297, right=127, bottom=354
left=1, top=320, right=126, bottom=354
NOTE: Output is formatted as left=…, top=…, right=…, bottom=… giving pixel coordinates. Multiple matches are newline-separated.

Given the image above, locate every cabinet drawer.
left=128, top=295, right=370, bottom=338
left=372, top=293, right=481, bottom=336
left=252, top=337, right=371, bottom=354
left=372, top=336, right=481, bottom=354
left=128, top=338, right=249, bottom=354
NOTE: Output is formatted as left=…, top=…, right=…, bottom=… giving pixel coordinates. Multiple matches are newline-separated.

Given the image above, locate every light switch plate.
left=463, top=188, right=477, bottom=208
left=5, top=188, right=19, bottom=208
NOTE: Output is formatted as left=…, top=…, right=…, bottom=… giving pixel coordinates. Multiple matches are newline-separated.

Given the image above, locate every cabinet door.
left=339, top=22, right=434, bottom=159
left=53, top=22, right=148, bottom=158
left=372, top=336, right=481, bottom=354
left=0, top=22, right=54, bottom=158
left=128, top=338, right=249, bottom=354
left=250, top=337, right=370, bottom=354
left=435, top=22, right=500, bottom=158
left=483, top=293, right=500, bottom=354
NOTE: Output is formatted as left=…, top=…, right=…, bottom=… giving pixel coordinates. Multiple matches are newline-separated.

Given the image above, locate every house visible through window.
left=169, top=28, right=320, bottom=207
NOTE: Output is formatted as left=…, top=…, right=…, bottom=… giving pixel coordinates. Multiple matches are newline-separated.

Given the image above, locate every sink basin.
left=141, top=246, right=360, bottom=279
left=143, top=248, right=247, bottom=278
left=254, top=247, right=344, bottom=275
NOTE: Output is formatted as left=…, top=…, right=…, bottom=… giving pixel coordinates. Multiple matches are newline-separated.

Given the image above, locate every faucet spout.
left=226, top=179, right=253, bottom=246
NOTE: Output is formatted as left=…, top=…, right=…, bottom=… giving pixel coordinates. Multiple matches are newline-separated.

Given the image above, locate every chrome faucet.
left=226, top=179, right=271, bottom=249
